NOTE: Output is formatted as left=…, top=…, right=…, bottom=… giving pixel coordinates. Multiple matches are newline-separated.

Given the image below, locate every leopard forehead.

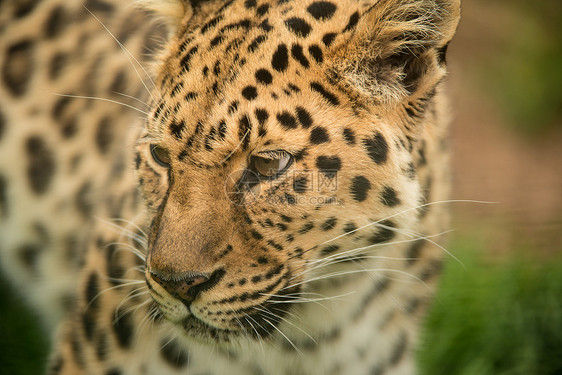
left=145, top=0, right=373, bottom=164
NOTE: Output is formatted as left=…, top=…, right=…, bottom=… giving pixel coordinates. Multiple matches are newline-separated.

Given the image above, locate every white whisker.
left=94, top=216, right=148, bottom=247
left=51, top=93, right=148, bottom=115
left=109, top=217, right=149, bottom=239
left=112, top=91, right=150, bottom=107
left=241, top=314, right=265, bottom=355
left=263, top=291, right=356, bottom=305
left=85, top=280, right=145, bottom=311
left=289, top=231, right=451, bottom=282
left=253, top=306, right=317, bottom=345
left=283, top=268, right=430, bottom=293
left=221, top=129, right=250, bottom=163
left=115, top=290, right=151, bottom=321
left=83, top=6, right=156, bottom=102
left=107, top=242, right=146, bottom=261
left=261, top=317, right=303, bottom=357
left=318, top=199, right=497, bottom=247
left=308, top=231, right=450, bottom=268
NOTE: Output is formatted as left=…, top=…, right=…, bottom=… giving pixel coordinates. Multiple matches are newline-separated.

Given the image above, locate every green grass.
left=1, top=240, right=562, bottom=374
left=419, top=240, right=562, bottom=375
left=0, top=275, right=48, bottom=375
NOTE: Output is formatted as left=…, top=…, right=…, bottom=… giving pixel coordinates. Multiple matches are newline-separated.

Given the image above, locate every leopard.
left=0, top=0, right=460, bottom=374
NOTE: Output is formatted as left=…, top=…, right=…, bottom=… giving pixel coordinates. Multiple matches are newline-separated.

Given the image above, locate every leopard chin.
left=154, top=288, right=299, bottom=344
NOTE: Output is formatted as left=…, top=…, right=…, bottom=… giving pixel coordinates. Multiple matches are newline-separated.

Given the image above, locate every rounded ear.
left=136, top=0, right=191, bottom=34
left=328, top=0, right=461, bottom=105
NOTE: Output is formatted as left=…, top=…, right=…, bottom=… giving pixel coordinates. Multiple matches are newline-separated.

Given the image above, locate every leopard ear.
left=135, top=0, right=192, bottom=33
left=329, top=0, right=461, bottom=105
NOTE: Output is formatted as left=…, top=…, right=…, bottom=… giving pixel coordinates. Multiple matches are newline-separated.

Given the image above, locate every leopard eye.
left=150, top=144, right=171, bottom=167
left=251, top=152, right=292, bottom=178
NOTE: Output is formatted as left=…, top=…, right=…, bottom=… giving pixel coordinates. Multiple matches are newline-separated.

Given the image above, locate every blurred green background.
left=1, top=0, right=561, bottom=374
left=419, top=0, right=562, bottom=373
left=420, top=239, right=562, bottom=375
left=447, top=0, right=562, bottom=254
left=419, top=0, right=562, bottom=375
left=469, top=0, right=562, bottom=135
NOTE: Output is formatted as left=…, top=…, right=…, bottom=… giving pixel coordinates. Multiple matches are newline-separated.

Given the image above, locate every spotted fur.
left=0, top=0, right=460, bottom=374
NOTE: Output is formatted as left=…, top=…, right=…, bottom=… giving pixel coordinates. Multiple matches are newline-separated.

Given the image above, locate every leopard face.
left=134, top=0, right=459, bottom=345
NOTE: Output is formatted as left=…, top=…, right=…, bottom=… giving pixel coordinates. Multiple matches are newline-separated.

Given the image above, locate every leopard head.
left=134, top=0, right=460, bottom=345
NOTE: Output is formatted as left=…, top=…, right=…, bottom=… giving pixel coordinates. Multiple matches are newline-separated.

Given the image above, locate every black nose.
left=151, top=272, right=209, bottom=303
left=150, top=269, right=225, bottom=303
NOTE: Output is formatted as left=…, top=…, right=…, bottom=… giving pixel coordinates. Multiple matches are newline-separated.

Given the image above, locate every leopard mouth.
left=177, top=298, right=296, bottom=345
left=154, top=283, right=301, bottom=345
left=146, top=266, right=300, bottom=343
left=178, top=315, right=238, bottom=343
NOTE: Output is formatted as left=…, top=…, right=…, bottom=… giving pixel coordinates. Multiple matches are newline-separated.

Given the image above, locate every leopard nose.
left=150, top=268, right=226, bottom=304
left=150, top=272, right=210, bottom=303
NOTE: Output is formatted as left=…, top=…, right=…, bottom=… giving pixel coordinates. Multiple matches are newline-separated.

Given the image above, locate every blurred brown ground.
left=446, top=0, right=562, bottom=255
